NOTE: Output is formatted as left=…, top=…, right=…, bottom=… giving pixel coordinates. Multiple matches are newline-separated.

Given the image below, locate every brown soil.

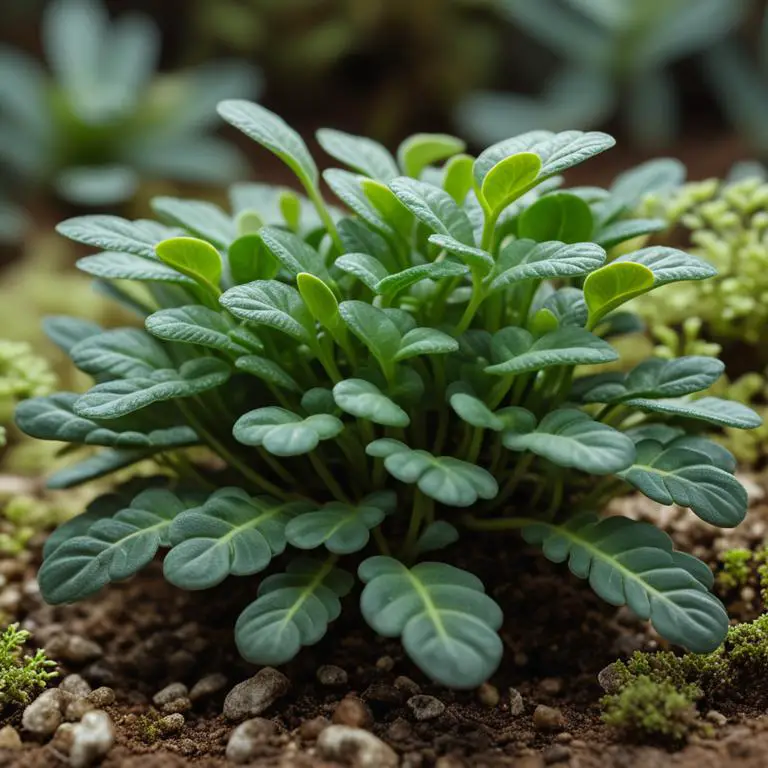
left=1, top=475, right=768, bottom=766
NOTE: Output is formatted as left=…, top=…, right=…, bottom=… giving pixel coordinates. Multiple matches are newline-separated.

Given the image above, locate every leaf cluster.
left=17, top=101, right=761, bottom=688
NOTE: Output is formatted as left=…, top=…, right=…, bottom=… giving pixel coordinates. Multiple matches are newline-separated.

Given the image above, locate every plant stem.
left=454, top=270, right=485, bottom=335
left=461, top=514, right=536, bottom=531
left=306, top=183, right=343, bottom=252
left=309, top=453, right=351, bottom=503
left=402, top=490, right=431, bottom=560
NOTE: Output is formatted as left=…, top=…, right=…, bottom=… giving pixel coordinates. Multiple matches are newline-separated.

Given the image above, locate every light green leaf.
left=517, top=192, right=594, bottom=243
left=395, top=328, right=459, bottom=361
left=361, top=179, right=414, bottom=236
left=259, top=226, right=329, bottom=280
left=524, top=514, right=728, bottom=653
left=297, top=273, right=340, bottom=329
left=233, top=407, right=343, bottom=456
left=228, top=234, right=280, bottom=284
left=501, top=408, right=635, bottom=474
left=151, top=197, right=236, bottom=249
left=324, top=169, right=394, bottom=235
left=155, top=237, right=222, bottom=296
left=443, top=154, right=474, bottom=203
left=614, top=246, right=717, bottom=286
left=624, top=396, right=763, bottom=430
left=333, top=379, right=409, bottom=427
left=376, top=261, right=468, bottom=297
left=317, top=128, right=399, bottom=181
left=428, top=235, right=495, bottom=275
left=397, top=133, right=466, bottom=178
left=235, top=356, right=300, bottom=392
left=366, top=439, right=498, bottom=506
left=217, top=100, right=318, bottom=185
left=76, top=252, right=196, bottom=286
left=449, top=392, right=504, bottom=430
left=481, top=152, right=542, bottom=214
left=584, top=261, right=655, bottom=329
left=334, top=252, right=390, bottom=292
left=339, top=301, right=402, bottom=363
left=359, top=557, right=503, bottom=688
left=57, top=215, right=178, bottom=259
left=415, top=522, right=460, bottom=554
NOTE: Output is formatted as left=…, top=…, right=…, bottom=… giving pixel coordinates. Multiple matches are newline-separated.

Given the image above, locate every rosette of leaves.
left=17, top=101, right=761, bottom=689
left=0, top=0, right=261, bottom=206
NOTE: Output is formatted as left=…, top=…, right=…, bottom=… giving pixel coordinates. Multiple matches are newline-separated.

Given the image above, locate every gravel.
left=223, top=668, right=290, bottom=721
left=69, top=710, right=115, bottom=767
left=317, top=724, right=399, bottom=768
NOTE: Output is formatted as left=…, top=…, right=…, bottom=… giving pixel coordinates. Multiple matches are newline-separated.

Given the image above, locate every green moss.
left=135, top=710, right=162, bottom=744
left=0, top=624, right=57, bottom=707
left=717, top=548, right=754, bottom=591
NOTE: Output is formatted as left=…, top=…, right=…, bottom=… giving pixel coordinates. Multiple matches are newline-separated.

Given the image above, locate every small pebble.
left=375, top=656, right=395, bottom=672
left=59, top=675, right=92, bottom=699
left=533, top=705, right=565, bottom=733
left=157, top=713, right=185, bottom=737
left=387, top=718, right=413, bottom=741
left=153, top=683, right=188, bottom=707
left=223, top=668, right=290, bottom=721
left=706, top=710, right=728, bottom=726
left=555, top=732, right=573, bottom=744
left=226, top=718, right=276, bottom=763
left=299, top=716, right=329, bottom=741
left=332, top=696, right=373, bottom=729
left=86, top=687, right=115, bottom=707
left=597, top=664, right=623, bottom=694
left=508, top=688, right=525, bottom=716
left=317, top=724, right=399, bottom=768
left=317, top=665, right=348, bottom=687
left=69, top=710, right=115, bottom=768
left=407, top=695, right=445, bottom=721
left=539, top=677, right=563, bottom=696
left=189, top=673, right=227, bottom=702
left=543, top=745, right=571, bottom=764
left=51, top=723, right=75, bottom=755
left=161, top=697, right=192, bottom=715
left=45, top=635, right=103, bottom=665
left=0, top=725, right=21, bottom=750
left=364, top=682, right=402, bottom=706
left=477, top=682, right=500, bottom=708
left=394, top=676, right=421, bottom=697
left=22, top=689, right=63, bottom=736
left=65, top=699, right=95, bottom=722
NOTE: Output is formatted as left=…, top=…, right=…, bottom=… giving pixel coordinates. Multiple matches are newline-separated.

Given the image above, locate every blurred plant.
left=0, top=198, right=27, bottom=245
left=457, top=0, right=750, bottom=148
left=0, top=624, right=57, bottom=709
left=0, top=0, right=261, bottom=207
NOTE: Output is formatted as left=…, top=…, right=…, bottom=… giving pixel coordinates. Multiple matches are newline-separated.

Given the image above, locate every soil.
left=0, top=474, right=767, bottom=767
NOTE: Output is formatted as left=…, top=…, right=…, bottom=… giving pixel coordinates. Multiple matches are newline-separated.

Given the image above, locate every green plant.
left=0, top=0, right=260, bottom=206
left=16, top=101, right=761, bottom=689
left=457, top=0, right=750, bottom=148
left=0, top=624, right=57, bottom=708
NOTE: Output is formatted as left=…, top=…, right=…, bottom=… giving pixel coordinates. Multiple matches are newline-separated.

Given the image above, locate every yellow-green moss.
left=0, top=624, right=57, bottom=708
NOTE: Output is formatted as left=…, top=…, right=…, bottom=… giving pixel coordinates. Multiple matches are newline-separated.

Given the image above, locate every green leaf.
left=376, top=261, right=468, bottom=297
left=584, top=262, right=655, bottom=329
left=221, top=280, right=314, bottom=341
left=57, top=215, right=178, bottom=259
left=517, top=193, right=594, bottom=243
left=623, top=396, right=763, bottom=430
left=76, top=252, right=197, bottom=286
left=233, top=407, right=343, bottom=456
left=428, top=235, right=495, bottom=275
left=613, top=247, right=717, bottom=286
left=601, top=158, right=686, bottom=221
left=333, top=379, right=409, bottom=427
left=489, top=240, right=605, bottom=292
left=481, top=152, right=542, bottom=214
left=235, top=557, right=354, bottom=665
left=228, top=234, right=280, bottom=284
left=415, top=522, right=460, bottom=554
left=146, top=306, right=262, bottom=356
left=395, top=328, right=459, bottom=361
left=74, top=359, right=230, bottom=419
left=286, top=493, right=394, bottom=554
left=543, top=287, right=588, bottom=328
left=297, top=273, right=340, bottom=329
left=361, top=179, right=414, bottom=236
left=317, top=128, right=399, bottom=181
left=366, top=439, right=498, bottom=506
left=235, top=356, right=300, bottom=392
left=155, top=237, right=222, bottom=297
left=164, top=491, right=301, bottom=589
left=259, top=226, right=329, bottom=280
left=217, top=100, right=318, bottom=185
left=501, top=409, right=635, bottom=474
left=339, top=301, right=401, bottom=363
left=151, top=197, right=236, bottom=249
left=15, top=393, right=198, bottom=449
left=389, top=177, right=475, bottom=245
left=618, top=436, right=747, bottom=528
left=449, top=392, right=504, bottom=430
left=70, top=328, right=172, bottom=379
left=43, top=316, right=102, bottom=355
left=47, top=449, right=154, bottom=490
left=38, top=489, right=188, bottom=604
left=359, top=557, right=503, bottom=688
left=334, top=252, right=390, bottom=292
left=524, top=515, right=729, bottom=653
left=594, top=218, right=666, bottom=249
left=486, top=327, right=617, bottom=375
left=443, top=154, right=474, bottom=203
left=397, top=133, right=466, bottom=178
left=573, top=357, right=725, bottom=404
left=324, top=169, right=394, bottom=236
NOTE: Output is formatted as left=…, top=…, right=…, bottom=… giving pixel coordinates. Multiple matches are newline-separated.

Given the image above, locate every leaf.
left=317, top=128, right=399, bottom=181
left=334, top=252, right=390, bottom=292
left=70, top=328, right=172, bottom=378
left=474, top=130, right=616, bottom=186
left=376, top=261, right=468, bottom=297
left=259, top=226, right=329, bottom=281
left=359, top=557, right=503, bottom=688
left=74, top=359, right=231, bottom=419
left=583, top=262, right=655, bottom=329
left=47, top=449, right=154, bottom=490
left=543, top=287, right=588, bottom=328
left=397, top=133, right=466, bottom=178
left=77, top=252, right=197, bottom=286
left=235, top=356, right=300, bottom=392
left=428, top=235, right=495, bottom=275
left=155, top=237, right=222, bottom=296
left=286, top=493, right=394, bottom=554
left=594, top=218, right=666, bottom=249
left=15, top=393, right=198, bottom=449
left=297, top=273, right=340, bottom=329
left=624, top=396, right=763, bottom=430
left=449, top=392, right=504, bottom=430
left=324, top=169, right=394, bottom=235
left=228, top=234, right=280, bottom=284
left=42, top=316, right=102, bottom=355
left=489, top=240, right=605, bottom=292
left=146, top=306, right=261, bottom=356
left=333, top=379, right=409, bottom=427
left=366, top=439, right=498, bottom=506
left=221, top=280, right=314, bottom=341
left=233, top=407, right=343, bottom=456
left=501, top=409, right=635, bottom=474
left=56, top=215, right=178, bottom=259
left=395, top=328, right=459, bottom=361
left=618, top=436, right=747, bottom=528
left=416, top=521, right=460, bottom=554
left=613, top=247, right=717, bottom=286
left=38, top=489, right=188, bottom=604
left=486, top=327, right=617, bottom=375
left=481, top=152, right=542, bottom=214
left=361, top=179, right=414, bottom=236
left=389, top=177, right=475, bottom=245
left=339, top=301, right=402, bottom=363
left=217, top=100, right=318, bottom=185
left=517, top=193, right=594, bottom=243
left=524, top=515, right=729, bottom=653
left=443, top=154, right=474, bottom=203
left=164, top=492, right=302, bottom=589
left=235, top=558, right=354, bottom=665
left=151, top=197, right=236, bottom=249
left=573, top=357, right=725, bottom=404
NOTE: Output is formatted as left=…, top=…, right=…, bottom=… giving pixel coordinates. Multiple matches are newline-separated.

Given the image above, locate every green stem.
left=309, top=453, right=351, bottom=503
left=257, top=448, right=294, bottom=485
left=306, top=183, right=343, bottom=252
left=466, top=427, right=485, bottom=464
left=402, top=490, right=431, bottom=560
left=488, top=374, right=515, bottom=410
left=462, top=514, right=536, bottom=531
left=454, top=269, right=485, bottom=335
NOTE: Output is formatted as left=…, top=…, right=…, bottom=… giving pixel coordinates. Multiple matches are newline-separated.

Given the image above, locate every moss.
left=0, top=624, right=57, bottom=708
left=717, top=548, right=754, bottom=591
left=135, top=710, right=162, bottom=744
